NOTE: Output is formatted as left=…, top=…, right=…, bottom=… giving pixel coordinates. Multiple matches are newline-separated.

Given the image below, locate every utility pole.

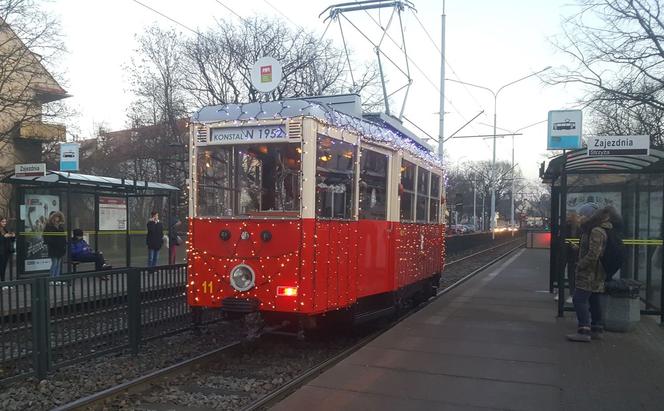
left=473, top=178, right=477, bottom=231
left=437, top=2, right=446, bottom=162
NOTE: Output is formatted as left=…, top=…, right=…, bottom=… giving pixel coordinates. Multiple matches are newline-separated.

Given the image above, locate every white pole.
left=490, top=95, right=497, bottom=239
left=473, top=179, right=477, bottom=231
left=510, top=134, right=515, bottom=235
left=437, top=3, right=446, bottom=161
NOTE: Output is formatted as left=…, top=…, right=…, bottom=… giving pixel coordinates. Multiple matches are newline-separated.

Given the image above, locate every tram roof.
left=192, top=98, right=442, bottom=168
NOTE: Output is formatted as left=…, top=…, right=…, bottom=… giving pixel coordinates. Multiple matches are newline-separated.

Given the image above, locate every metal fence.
left=0, top=265, right=223, bottom=383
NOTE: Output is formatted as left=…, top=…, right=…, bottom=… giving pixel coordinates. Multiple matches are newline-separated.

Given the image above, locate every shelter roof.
left=2, top=171, right=179, bottom=192
left=541, top=148, right=664, bottom=184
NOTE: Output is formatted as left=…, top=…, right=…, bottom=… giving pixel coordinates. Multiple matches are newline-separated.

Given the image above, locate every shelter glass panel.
left=359, top=149, right=388, bottom=220
left=129, top=196, right=169, bottom=267
left=316, top=135, right=355, bottom=220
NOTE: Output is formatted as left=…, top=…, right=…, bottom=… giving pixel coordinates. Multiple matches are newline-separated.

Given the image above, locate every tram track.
left=53, top=239, right=524, bottom=411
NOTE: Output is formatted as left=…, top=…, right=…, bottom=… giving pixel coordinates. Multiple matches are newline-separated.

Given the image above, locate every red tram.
left=187, top=96, right=445, bottom=328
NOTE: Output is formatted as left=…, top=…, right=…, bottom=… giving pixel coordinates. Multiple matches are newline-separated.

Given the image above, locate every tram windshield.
left=196, top=143, right=301, bottom=217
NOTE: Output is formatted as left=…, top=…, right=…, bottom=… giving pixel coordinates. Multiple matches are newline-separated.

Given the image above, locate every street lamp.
left=446, top=66, right=551, bottom=238
left=487, top=119, right=548, bottom=232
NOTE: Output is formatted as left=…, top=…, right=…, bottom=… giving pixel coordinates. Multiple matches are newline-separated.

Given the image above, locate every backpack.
left=600, top=227, right=623, bottom=280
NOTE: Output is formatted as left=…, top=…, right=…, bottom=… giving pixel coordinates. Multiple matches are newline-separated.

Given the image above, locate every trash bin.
left=601, top=279, right=642, bottom=332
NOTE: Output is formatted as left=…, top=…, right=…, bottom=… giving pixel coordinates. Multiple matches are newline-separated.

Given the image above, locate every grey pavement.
left=274, top=249, right=664, bottom=411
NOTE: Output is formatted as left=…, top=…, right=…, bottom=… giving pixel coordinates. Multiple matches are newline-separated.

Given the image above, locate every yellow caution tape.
left=19, top=230, right=151, bottom=236
left=565, top=238, right=662, bottom=246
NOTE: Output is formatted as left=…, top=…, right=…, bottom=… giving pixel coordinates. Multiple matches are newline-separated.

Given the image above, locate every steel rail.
left=445, top=236, right=524, bottom=267
left=54, top=240, right=525, bottom=411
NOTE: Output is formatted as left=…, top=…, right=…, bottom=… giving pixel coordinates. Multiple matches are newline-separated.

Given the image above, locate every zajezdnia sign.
left=587, top=135, right=649, bottom=156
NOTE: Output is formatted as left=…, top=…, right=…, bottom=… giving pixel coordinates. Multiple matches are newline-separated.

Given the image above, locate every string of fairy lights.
left=186, top=99, right=446, bottom=313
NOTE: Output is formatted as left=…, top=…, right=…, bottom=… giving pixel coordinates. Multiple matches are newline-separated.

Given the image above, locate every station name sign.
left=15, top=163, right=46, bottom=177
left=587, top=135, right=649, bottom=156
left=207, top=125, right=288, bottom=145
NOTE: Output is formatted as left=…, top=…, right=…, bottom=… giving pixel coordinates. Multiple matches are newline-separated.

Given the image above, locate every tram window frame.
left=359, top=148, right=389, bottom=220
left=416, top=167, right=430, bottom=223
left=429, top=173, right=441, bottom=223
left=195, top=143, right=302, bottom=218
left=400, top=160, right=416, bottom=222
left=315, top=135, right=356, bottom=220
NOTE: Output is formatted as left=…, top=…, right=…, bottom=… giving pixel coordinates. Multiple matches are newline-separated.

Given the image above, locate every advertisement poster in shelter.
left=24, top=194, right=60, bottom=272
left=99, top=196, right=127, bottom=231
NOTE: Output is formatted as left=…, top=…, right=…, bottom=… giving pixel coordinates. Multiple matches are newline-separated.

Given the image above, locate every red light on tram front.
left=276, top=286, right=298, bottom=297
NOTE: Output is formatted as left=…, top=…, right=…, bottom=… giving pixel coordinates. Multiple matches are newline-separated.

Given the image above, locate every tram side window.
left=316, top=135, right=355, bottom=220
left=430, top=174, right=440, bottom=223
left=416, top=167, right=430, bottom=222
left=400, top=160, right=416, bottom=221
left=196, top=144, right=301, bottom=217
left=359, top=149, right=388, bottom=220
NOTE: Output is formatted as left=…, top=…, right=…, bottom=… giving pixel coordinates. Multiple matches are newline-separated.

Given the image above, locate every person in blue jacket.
left=70, top=228, right=109, bottom=271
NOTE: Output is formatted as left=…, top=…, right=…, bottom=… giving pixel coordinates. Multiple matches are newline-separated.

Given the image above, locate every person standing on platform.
left=567, top=205, right=620, bottom=342
left=168, top=217, right=182, bottom=265
left=44, top=211, right=66, bottom=282
left=0, top=216, right=16, bottom=287
left=146, top=211, right=164, bottom=267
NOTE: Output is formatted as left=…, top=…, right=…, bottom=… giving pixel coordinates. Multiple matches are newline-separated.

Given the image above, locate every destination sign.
left=208, top=125, right=288, bottom=145
left=587, top=135, right=649, bottom=156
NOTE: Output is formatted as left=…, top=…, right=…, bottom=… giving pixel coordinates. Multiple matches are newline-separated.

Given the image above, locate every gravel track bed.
left=0, top=238, right=523, bottom=410
left=110, top=332, right=370, bottom=411
left=0, top=321, right=244, bottom=411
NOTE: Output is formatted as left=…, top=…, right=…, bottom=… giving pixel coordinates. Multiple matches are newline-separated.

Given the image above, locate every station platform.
left=274, top=248, right=664, bottom=411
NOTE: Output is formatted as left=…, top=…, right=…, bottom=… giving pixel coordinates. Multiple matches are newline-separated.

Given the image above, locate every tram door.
left=313, top=135, right=358, bottom=311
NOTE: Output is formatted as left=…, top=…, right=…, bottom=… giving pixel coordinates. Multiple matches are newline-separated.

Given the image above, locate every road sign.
left=60, top=142, right=80, bottom=171
left=547, top=110, right=582, bottom=150
left=250, top=57, right=282, bottom=93
left=15, top=163, right=46, bottom=177
left=587, top=135, right=649, bottom=156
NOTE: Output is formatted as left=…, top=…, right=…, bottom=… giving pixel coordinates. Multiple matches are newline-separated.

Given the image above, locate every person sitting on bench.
left=70, top=229, right=110, bottom=271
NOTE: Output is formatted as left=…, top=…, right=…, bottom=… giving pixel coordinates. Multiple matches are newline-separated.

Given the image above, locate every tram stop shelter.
left=2, top=170, right=179, bottom=278
left=541, top=148, right=664, bottom=321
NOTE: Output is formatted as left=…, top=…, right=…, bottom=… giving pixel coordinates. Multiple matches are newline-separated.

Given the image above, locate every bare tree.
left=550, top=0, right=664, bottom=144
left=182, top=16, right=380, bottom=108
left=0, top=0, right=68, bottom=217
left=445, top=160, right=521, bottom=227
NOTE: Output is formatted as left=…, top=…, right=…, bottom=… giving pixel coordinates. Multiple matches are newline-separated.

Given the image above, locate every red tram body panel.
left=187, top=97, right=446, bottom=325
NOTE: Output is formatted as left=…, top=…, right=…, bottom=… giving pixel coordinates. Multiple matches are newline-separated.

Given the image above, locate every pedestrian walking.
left=567, top=205, right=622, bottom=342
left=168, top=217, right=183, bottom=265
left=146, top=211, right=164, bottom=267
left=0, top=216, right=16, bottom=287
left=43, top=211, right=66, bottom=282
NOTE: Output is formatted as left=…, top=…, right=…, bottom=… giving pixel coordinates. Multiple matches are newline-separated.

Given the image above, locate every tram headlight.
left=229, top=264, right=255, bottom=292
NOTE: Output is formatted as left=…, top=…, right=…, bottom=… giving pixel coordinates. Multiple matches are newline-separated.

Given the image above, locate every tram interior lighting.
left=276, top=286, right=298, bottom=297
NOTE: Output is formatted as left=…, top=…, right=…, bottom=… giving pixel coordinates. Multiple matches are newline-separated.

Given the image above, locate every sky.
left=44, top=0, right=587, bottom=180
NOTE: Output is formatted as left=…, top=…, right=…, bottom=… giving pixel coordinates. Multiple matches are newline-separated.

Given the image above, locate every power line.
left=132, top=0, right=202, bottom=36
left=411, top=12, right=486, bottom=116
left=213, top=0, right=247, bottom=23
